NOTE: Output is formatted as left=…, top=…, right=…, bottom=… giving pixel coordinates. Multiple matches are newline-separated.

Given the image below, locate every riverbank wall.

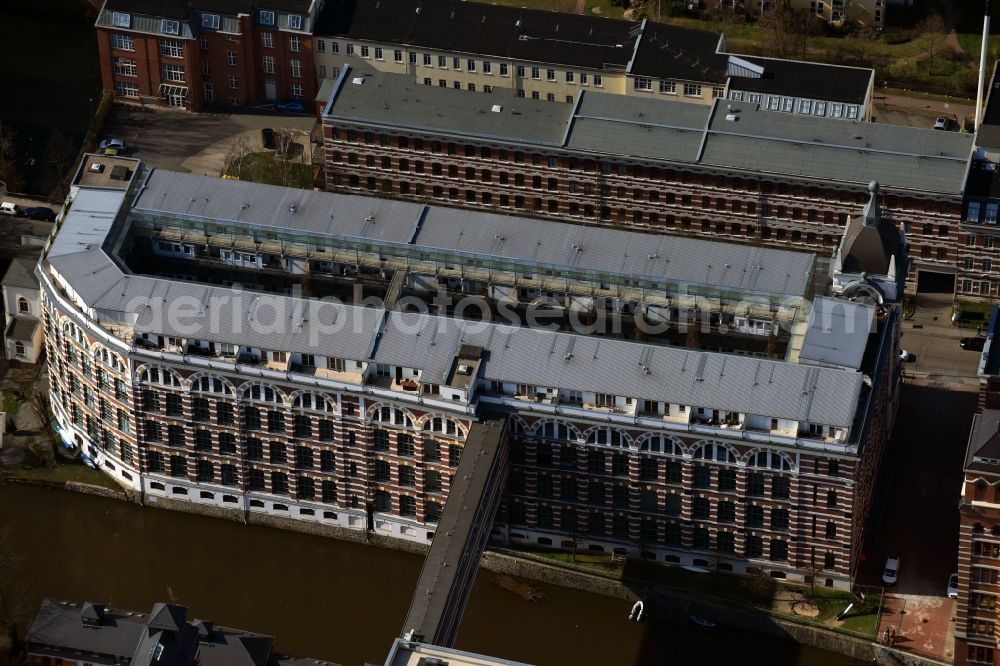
left=27, top=478, right=948, bottom=666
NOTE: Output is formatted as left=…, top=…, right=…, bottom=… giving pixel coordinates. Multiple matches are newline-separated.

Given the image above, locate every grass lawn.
left=8, top=460, right=122, bottom=491
left=508, top=546, right=880, bottom=637
left=226, top=152, right=314, bottom=190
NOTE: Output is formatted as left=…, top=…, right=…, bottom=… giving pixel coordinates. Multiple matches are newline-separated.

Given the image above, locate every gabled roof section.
left=146, top=603, right=186, bottom=633
left=839, top=181, right=902, bottom=275
left=3, top=256, right=39, bottom=290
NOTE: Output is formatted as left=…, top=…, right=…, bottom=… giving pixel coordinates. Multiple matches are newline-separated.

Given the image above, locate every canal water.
left=4, top=484, right=864, bottom=666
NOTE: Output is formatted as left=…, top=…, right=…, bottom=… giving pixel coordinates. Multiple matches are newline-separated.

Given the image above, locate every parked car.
left=0, top=202, right=19, bottom=216
left=947, top=572, right=959, bottom=599
left=883, top=556, right=899, bottom=585
left=98, top=138, right=126, bottom=152
left=261, top=127, right=276, bottom=149
left=899, top=349, right=916, bottom=362
left=961, top=337, right=986, bottom=352
left=275, top=100, right=304, bottom=113
left=933, top=117, right=949, bottom=130
left=24, top=206, right=56, bottom=222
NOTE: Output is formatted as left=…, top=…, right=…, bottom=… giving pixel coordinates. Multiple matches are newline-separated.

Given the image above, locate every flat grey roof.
left=798, top=297, right=876, bottom=370
left=324, top=68, right=973, bottom=194
left=327, top=65, right=571, bottom=146
left=45, top=168, right=862, bottom=428
left=135, top=169, right=815, bottom=297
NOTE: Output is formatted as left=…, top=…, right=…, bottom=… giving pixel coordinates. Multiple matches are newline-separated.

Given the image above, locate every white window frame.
left=162, top=19, right=180, bottom=35
left=483, top=60, right=492, bottom=74
left=499, top=62, right=508, bottom=76
left=374, top=47, right=383, bottom=60
left=360, top=45, right=370, bottom=58
left=346, top=43, right=355, bottom=56
left=659, top=80, right=676, bottom=94
left=798, top=99, right=812, bottom=114
left=114, top=57, right=137, bottom=77
left=204, top=81, right=214, bottom=102
left=634, top=77, right=652, bottom=91
left=112, top=11, right=131, bottom=27
left=394, top=49, right=403, bottom=62
left=423, top=53, right=432, bottom=65
left=814, top=101, right=827, bottom=115
left=260, top=10, right=275, bottom=25
left=290, top=59, right=302, bottom=78
left=262, top=32, right=273, bottom=48
left=832, top=103, right=844, bottom=118
left=263, top=55, right=276, bottom=74
left=160, top=39, right=183, bottom=58
left=228, top=74, right=239, bottom=89
left=288, top=14, right=302, bottom=30
left=290, top=35, right=301, bottom=52
left=846, top=105, right=859, bottom=119
left=291, top=82, right=304, bottom=97
left=683, top=83, right=701, bottom=97
left=987, top=202, right=999, bottom=224
left=317, top=39, right=326, bottom=52
left=332, top=41, right=340, bottom=54
left=531, top=66, right=540, bottom=80
left=226, top=51, right=237, bottom=65
left=161, top=63, right=186, bottom=82
left=467, top=59, right=476, bottom=72
left=767, top=96, right=780, bottom=111
left=202, top=13, right=220, bottom=29
left=115, top=81, right=139, bottom=97
left=968, top=201, right=982, bottom=223
left=547, top=68, right=556, bottom=81
left=593, top=74, right=603, bottom=87
left=782, top=97, right=794, bottom=112
left=111, top=33, right=134, bottom=51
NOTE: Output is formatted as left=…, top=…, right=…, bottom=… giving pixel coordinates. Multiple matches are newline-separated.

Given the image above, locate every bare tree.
left=45, top=130, right=75, bottom=203
left=221, top=134, right=257, bottom=182
left=0, top=123, right=25, bottom=196
left=918, top=14, right=949, bottom=75
left=758, top=3, right=814, bottom=60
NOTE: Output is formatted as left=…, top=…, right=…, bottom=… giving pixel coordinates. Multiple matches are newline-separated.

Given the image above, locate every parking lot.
left=899, top=291, right=983, bottom=380
left=101, top=104, right=317, bottom=176
left=858, top=380, right=978, bottom=662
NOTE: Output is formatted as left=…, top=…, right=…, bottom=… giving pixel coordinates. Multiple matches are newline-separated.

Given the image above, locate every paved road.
left=101, top=104, right=317, bottom=176
left=857, top=380, right=977, bottom=662
left=900, top=291, right=982, bottom=379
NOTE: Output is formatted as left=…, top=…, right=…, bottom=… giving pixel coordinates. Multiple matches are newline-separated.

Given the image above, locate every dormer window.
left=288, top=14, right=303, bottom=30
left=259, top=10, right=275, bottom=25
left=112, top=11, right=131, bottom=27
left=162, top=19, right=180, bottom=35
left=202, top=13, right=220, bottom=29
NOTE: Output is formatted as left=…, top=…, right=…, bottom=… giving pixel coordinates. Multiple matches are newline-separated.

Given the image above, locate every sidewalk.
left=878, top=593, right=956, bottom=664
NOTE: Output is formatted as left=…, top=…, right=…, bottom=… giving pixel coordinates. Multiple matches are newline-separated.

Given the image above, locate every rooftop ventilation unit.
left=89, top=162, right=104, bottom=173
left=457, top=364, right=472, bottom=375
left=491, top=104, right=502, bottom=113
left=352, top=77, right=365, bottom=85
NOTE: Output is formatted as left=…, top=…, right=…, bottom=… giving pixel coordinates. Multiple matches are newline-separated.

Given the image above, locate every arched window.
left=292, top=392, right=334, bottom=412
left=373, top=406, right=414, bottom=428
left=638, top=435, right=683, bottom=456
left=14, top=341, right=25, bottom=358
left=422, top=415, right=460, bottom=436
left=17, top=297, right=29, bottom=314
left=585, top=427, right=628, bottom=447
left=746, top=449, right=794, bottom=472
left=242, top=383, right=284, bottom=404
left=691, top=441, right=738, bottom=464
left=139, top=366, right=182, bottom=387
left=539, top=420, right=573, bottom=441
left=191, top=375, right=232, bottom=395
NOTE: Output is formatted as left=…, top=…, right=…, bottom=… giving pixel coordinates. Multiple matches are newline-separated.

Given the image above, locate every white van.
left=0, top=202, right=19, bottom=216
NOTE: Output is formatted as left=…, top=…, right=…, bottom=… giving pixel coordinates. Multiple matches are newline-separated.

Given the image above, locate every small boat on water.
left=689, top=615, right=717, bottom=628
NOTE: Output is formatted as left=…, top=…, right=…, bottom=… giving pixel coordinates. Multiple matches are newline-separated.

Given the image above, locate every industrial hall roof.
left=324, top=66, right=973, bottom=194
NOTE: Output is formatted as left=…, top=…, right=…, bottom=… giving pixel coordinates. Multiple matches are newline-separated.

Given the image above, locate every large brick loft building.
left=94, top=0, right=320, bottom=110
left=42, top=153, right=902, bottom=589
left=321, top=65, right=990, bottom=298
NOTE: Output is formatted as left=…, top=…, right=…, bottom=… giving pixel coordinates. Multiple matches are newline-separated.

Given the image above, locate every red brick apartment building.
left=94, top=0, right=320, bottom=110
left=320, top=65, right=992, bottom=297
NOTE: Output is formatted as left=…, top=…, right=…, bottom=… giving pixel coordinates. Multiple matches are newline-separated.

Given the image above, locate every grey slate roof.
left=324, top=68, right=973, bottom=194
left=7, top=316, right=39, bottom=341
left=966, top=409, right=1000, bottom=474
left=798, top=297, right=875, bottom=370
left=47, top=163, right=863, bottom=429
left=135, top=169, right=815, bottom=297
left=376, top=312, right=862, bottom=427
left=3, top=256, right=39, bottom=290
left=728, top=56, right=872, bottom=105
left=26, top=599, right=286, bottom=666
